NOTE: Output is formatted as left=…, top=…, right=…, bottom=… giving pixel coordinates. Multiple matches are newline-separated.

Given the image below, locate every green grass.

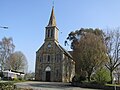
left=106, top=84, right=120, bottom=86
left=0, top=80, right=32, bottom=90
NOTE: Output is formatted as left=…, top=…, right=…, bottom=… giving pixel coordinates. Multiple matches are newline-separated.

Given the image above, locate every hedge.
left=0, top=82, right=15, bottom=90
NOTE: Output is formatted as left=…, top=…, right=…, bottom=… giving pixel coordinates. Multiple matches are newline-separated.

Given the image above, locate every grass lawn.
left=0, top=80, right=33, bottom=90
left=106, top=84, right=120, bottom=87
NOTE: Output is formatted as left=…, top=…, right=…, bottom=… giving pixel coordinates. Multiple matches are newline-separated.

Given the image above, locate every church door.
left=45, top=66, right=51, bottom=82
left=46, top=71, right=51, bottom=81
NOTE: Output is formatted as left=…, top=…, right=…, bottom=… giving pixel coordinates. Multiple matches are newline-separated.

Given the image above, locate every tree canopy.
left=0, top=37, right=15, bottom=71
left=0, top=37, right=28, bottom=73
left=105, top=30, right=120, bottom=83
left=6, top=51, right=28, bottom=73
left=66, top=28, right=107, bottom=81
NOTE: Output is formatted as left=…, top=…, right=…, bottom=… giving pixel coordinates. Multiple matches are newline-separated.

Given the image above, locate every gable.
left=55, top=43, right=73, bottom=59
left=36, top=41, right=73, bottom=60
left=36, top=43, right=45, bottom=54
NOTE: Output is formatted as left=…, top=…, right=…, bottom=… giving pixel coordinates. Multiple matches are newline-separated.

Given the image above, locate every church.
left=35, top=7, right=75, bottom=82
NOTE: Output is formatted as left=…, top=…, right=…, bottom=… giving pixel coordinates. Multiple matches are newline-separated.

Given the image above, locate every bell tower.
left=45, top=7, right=59, bottom=43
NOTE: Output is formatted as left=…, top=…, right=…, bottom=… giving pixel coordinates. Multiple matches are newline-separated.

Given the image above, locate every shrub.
left=14, top=78, right=20, bottom=82
left=72, top=74, right=87, bottom=83
left=18, top=77, right=24, bottom=81
left=0, top=82, right=15, bottom=90
left=72, top=75, right=79, bottom=82
left=14, top=77, right=25, bottom=82
left=79, top=75, right=87, bottom=82
left=93, top=67, right=111, bottom=84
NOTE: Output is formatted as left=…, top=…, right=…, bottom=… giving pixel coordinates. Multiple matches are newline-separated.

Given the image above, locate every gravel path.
left=15, top=81, right=101, bottom=90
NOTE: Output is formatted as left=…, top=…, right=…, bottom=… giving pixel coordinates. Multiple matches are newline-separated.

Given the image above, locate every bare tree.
left=6, top=51, right=28, bottom=73
left=0, top=37, right=15, bottom=71
left=114, top=67, right=120, bottom=84
left=105, top=30, right=120, bottom=84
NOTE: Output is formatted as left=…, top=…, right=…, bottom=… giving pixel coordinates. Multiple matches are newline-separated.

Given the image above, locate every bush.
left=18, top=77, right=24, bottom=81
left=13, top=77, right=25, bottom=82
left=0, top=82, right=15, bottom=90
left=79, top=75, right=87, bottom=82
left=72, top=75, right=79, bottom=82
left=72, top=74, right=87, bottom=83
left=14, top=78, right=21, bottom=82
left=93, top=67, right=111, bottom=84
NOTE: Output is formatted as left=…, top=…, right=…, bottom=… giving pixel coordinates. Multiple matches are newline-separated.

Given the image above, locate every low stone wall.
left=71, top=82, right=120, bottom=90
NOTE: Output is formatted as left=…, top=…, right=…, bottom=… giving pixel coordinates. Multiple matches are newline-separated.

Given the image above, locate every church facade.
left=35, top=7, right=75, bottom=82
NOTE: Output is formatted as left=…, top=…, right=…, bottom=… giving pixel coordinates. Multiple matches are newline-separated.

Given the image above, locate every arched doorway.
left=45, top=66, right=51, bottom=81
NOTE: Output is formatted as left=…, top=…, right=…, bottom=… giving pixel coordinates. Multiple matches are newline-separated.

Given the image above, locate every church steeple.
left=45, top=7, right=59, bottom=43
left=48, top=7, right=56, bottom=27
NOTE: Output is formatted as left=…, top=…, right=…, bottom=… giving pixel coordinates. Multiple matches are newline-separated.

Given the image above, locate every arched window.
left=40, top=56, right=43, bottom=62
left=48, top=29, right=50, bottom=37
left=51, top=29, right=54, bottom=37
left=56, top=54, right=61, bottom=62
left=48, top=55, right=50, bottom=62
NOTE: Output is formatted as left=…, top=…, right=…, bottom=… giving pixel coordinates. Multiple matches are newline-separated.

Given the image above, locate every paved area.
left=15, top=81, right=101, bottom=90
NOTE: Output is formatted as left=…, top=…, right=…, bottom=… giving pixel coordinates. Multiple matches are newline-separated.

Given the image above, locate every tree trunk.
left=110, top=70, right=113, bottom=84
left=87, top=73, right=91, bottom=82
left=118, top=75, right=120, bottom=84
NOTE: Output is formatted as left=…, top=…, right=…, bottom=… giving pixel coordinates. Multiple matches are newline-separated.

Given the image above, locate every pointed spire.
left=48, top=7, right=56, bottom=27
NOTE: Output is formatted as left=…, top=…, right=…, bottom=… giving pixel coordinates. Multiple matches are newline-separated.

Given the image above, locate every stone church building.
left=35, top=7, right=75, bottom=82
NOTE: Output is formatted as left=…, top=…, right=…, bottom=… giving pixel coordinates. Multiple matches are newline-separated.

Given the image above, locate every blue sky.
left=0, top=0, right=120, bottom=72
